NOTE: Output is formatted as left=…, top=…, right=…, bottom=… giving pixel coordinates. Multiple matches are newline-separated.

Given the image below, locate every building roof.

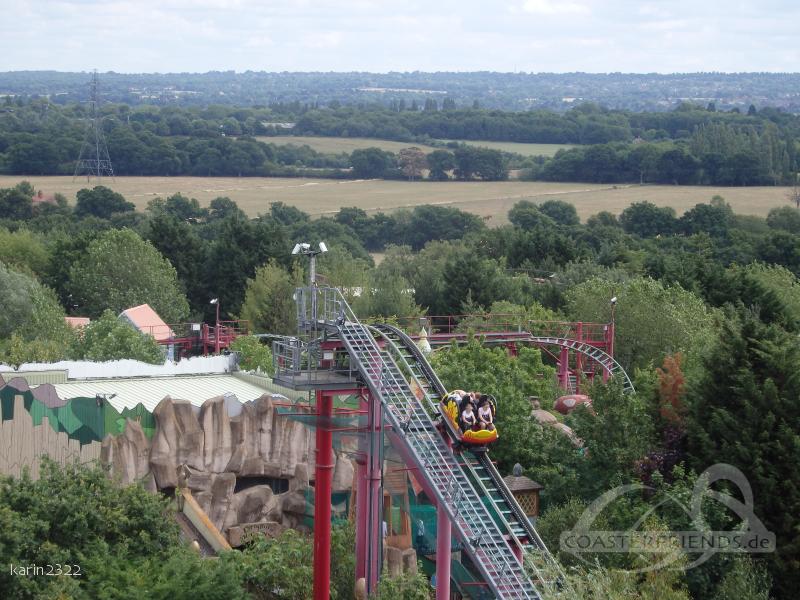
left=119, top=304, right=174, bottom=342
left=503, top=474, right=543, bottom=492
left=47, top=374, right=280, bottom=413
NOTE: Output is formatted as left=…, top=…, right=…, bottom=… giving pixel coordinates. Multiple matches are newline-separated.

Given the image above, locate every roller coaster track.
left=425, top=331, right=634, bottom=394
left=299, top=286, right=561, bottom=599
left=374, top=324, right=566, bottom=595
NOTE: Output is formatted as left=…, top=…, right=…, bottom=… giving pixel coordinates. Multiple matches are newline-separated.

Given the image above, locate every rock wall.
left=102, top=393, right=354, bottom=540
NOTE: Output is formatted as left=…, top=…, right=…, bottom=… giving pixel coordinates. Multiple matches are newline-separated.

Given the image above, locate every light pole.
left=210, top=298, right=220, bottom=354
left=292, top=242, right=328, bottom=321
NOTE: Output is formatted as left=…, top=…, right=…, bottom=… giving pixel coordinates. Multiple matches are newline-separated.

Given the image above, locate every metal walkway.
left=299, top=287, right=545, bottom=599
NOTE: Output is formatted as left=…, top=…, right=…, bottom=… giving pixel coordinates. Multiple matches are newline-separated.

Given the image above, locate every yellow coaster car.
left=441, top=393, right=499, bottom=446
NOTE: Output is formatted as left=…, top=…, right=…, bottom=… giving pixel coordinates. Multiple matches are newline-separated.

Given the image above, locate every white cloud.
left=0, top=0, right=798, bottom=72
left=522, top=0, right=589, bottom=15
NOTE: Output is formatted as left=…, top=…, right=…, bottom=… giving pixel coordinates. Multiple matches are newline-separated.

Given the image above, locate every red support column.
left=313, top=390, right=334, bottom=600
left=575, top=322, right=583, bottom=392
left=436, top=502, right=452, bottom=600
left=436, top=435, right=452, bottom=600
left=558, top=346, right=570, bottom=390
left=354, top=456, right=369, bottom=581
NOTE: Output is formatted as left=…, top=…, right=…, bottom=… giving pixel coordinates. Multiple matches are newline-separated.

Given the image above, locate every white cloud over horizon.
left=1, top=0, right=798, bottom=73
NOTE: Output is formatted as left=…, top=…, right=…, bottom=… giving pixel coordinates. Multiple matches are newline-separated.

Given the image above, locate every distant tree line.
left=5, top=70, right=800, bottom=112
left=530, top=120, right=798, bottom=185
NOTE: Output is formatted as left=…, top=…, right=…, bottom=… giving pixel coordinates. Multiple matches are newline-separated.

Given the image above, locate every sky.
left=2, top=0, right=799, bottom=73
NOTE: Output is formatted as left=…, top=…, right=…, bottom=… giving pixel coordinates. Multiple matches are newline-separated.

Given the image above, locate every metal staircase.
left=300, top=287, right=543, bottom=599
left=374, top=324, right=566, bottom=593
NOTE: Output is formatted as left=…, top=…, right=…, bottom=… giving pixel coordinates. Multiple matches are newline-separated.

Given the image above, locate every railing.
left=271, top=335, right=360, bottom=386
left=393, top=314, right=611, bottom=343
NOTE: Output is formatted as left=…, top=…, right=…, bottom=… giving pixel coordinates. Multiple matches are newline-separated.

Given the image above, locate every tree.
left=70, top=309, right=164, bottom=363
left=0, top=182, right=34, bottom=221
left=566, top=277, right=716, bottom=372
left=229, top=335, right=274, bottom=374
left=146, top=213, right=206, bottom=313
left=766, top=206, right=800, bottom=234
left=426, top=149, right=455, bottom=181
left=350, top=147, right=395, bottom=178
left=453, top=146, right=507, bottom=181
left=0, top=262, right=72, bottom=352
left=0, top=228, right=49, bottom=276
left=147, top=193, right=208, bottom=221
left=0, top=459, right=183, bottom=598
left=678, top=197, right=734, bottom=237
left=538, top=200, right=579, bottom=226
left=68, top=229, right=190, bottom=323
left=687, top=311, right=800, bottom=599
left=619, top=202, right=677, bottom=238
left=508, top=201, right=556, bottom=230
left=269, top=201, right=310, bottom=226
left=239, top=260, right=302, bottom=335
left=74, top=186, right=135, bottom=219
left=208, top=196, right=246, bottom=221
left=398, top=147, right=427, bottom=181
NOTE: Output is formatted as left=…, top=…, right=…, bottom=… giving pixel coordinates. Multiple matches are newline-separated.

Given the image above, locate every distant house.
left=32, top=190, right=57, bottom=206
left=118, top=304, right=174, bottom=342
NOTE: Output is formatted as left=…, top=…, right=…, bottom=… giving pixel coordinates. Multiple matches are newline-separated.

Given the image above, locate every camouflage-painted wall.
left=0, top=375, right=155, bottom=447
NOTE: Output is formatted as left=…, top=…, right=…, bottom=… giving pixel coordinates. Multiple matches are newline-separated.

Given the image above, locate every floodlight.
left=292, top=243, right=301, bottom=255
left=210, top=298, right=219, bottom=305
left=610, top=296, right=617, bottom=305
left=319, top=242, right=328, bottom=253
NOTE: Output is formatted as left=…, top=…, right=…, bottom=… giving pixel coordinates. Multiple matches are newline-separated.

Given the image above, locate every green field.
left=446, top=140, right=576, bottom=156
left=257, top=136, right=440, bottom=154
left=260, top=135, right=573, bottom=157
left=3, top=176, right=793, bottom=226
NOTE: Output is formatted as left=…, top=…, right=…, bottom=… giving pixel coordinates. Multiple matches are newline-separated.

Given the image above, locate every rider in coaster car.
left=477, top=395, right=495, bottom=431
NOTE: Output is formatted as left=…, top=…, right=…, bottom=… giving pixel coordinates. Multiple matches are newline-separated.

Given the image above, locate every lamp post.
left=292, top=242, right=328, bottom=321
left=210, top=298, right=220, bottom=354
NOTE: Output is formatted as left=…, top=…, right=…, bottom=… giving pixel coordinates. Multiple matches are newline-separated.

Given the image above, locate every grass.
left=259, top=135, right=573, bottom=157
left=2, top=175, right=793, bottom=226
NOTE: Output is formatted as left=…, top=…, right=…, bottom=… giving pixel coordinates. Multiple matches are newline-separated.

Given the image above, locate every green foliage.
left=230, top=335, right=274, bottom=374
left=568, top=382, right=657, bottom=498
left=70, top=310, right=164, bottom=364
left=351, top=264, right=425, bottom=320
left=74, top=186, right=135, bottom=219
left=713, top=557, right=771, bottom=600
left=239, top=260, right=302, bottom=335
left=0, top=262, right=73, bottom=365
left=430, top=339, right=564, bottom=477
left=0, top=228, right=49, bottom=275
left=0, top=459, right=181, bottom=598
left=687, top=310, right=800, bottom=598
left=566, top=276, right=716, bottom=372
left=620, top=202, right=677, bottom=237
left=223, top=529, right=313, bottom=599
left=68, top=228, right=190, bottom=323
left=374, top=566, right=432, bottom=599
left=766, top=206, right=800, bottom=234
left=541, top=564, right=690, bottom=600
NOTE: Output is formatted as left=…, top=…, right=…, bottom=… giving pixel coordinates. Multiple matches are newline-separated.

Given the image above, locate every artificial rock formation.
left=101, top=393, right=353, bottom=543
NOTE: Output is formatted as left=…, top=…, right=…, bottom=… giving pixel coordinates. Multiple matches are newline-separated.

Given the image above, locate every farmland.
left=4, top=176, right=793, bottom=225
left=262, top=135, right=574, bottom=157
